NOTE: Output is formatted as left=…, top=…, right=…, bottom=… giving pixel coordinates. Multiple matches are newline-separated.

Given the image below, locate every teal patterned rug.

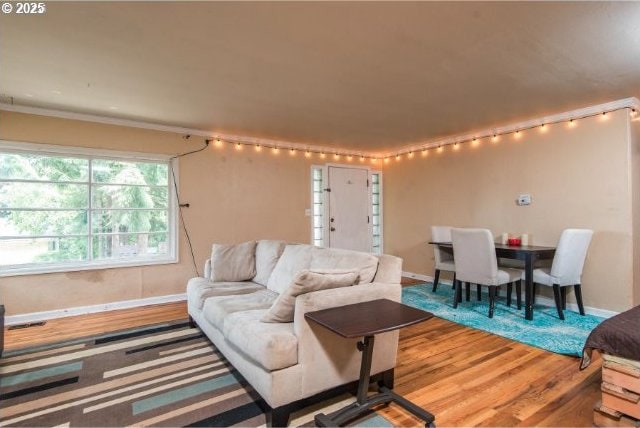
left=401, top=283, right=604, bottom=356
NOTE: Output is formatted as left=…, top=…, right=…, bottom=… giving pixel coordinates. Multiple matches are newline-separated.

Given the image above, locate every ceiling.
left=1, top=2, right=639, bottom=152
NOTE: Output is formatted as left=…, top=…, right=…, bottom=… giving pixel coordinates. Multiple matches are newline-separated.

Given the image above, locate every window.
left=311, top=166, right=324, bottom=247
left=371, top=172, right=382, bottom=254
left=0, top=142, right=177, bottom=276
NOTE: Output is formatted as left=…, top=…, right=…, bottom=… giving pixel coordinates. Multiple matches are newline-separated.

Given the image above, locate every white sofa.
left=187, top=240, right=403, bottom=426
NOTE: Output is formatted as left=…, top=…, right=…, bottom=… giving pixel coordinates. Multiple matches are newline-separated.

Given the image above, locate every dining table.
left=428, top=241, right=556, bottom=320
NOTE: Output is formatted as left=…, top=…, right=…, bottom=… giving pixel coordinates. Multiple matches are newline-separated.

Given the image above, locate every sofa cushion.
left=223, top=310, right=298, bottom=371
left=210, top=241, right=257, bottom=282
left=310, top=247, right=379, bottom=284
left=253, top=240, right=287, bottom=286
left=202, top=289, right=278, bottom=330
left=261, top=270, right=358, bottom=323
left=187, top=277, right=265, bottom=310
left=266, top=244, right=313, bottom=294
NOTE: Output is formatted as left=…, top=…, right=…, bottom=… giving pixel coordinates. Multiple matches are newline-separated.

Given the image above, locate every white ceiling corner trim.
left=1, top=97, right=639, bottom=158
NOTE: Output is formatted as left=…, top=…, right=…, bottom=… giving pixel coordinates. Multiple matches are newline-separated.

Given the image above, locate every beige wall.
left=384, top=110, right=634, bottom=312
left=0, top=111, right=371, bottom=315
left=631, top=115, right=640, bottom=306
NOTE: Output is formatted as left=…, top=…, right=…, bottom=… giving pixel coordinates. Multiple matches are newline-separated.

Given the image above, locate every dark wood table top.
left=304, top=298, right=433, bottom=338
left=428, top=241, right=556, bottom=253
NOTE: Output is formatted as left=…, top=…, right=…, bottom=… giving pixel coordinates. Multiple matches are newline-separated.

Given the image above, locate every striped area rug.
left=0, top=321, right=393, bottom=427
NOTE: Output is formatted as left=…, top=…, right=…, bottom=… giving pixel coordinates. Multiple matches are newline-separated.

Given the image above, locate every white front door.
left=327, top=166, right=371, bottom=252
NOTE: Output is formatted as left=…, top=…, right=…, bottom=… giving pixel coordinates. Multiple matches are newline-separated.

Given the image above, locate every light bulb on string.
left=334, top=153, right=340, bottom=160
left=305, top=150, right=311, bottom=158
left=215, top=138, right=223, bottom=148
left=255, top=144, right=261, bottom=152
left=408, top=151, right=414, bottom=159
left=289, top=148, right=295, bottom=156
left=421, top=148, right=428, bottom=157
left=273, top=147, right=279, bottom=154
left=347, top=155, right=353, bottom=161
left=437, top=145, right=443, bottom=153
left=360, top=156, right=365, bottom=162
left=453, top=142, right=459, bottom=150
left=492, top=134, right=499, bottom=143
left=236, top=143, right=242, bottom=150
left=320, top=152, right=326, bottom=159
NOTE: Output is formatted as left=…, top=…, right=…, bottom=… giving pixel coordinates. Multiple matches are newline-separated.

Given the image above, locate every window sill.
left=0, top=257, right=179, bottom=277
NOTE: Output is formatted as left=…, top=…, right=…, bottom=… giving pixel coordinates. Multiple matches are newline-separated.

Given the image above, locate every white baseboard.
left=5, top=293, right=187, bottom=326
left=401, top=270, right=618, bottom=319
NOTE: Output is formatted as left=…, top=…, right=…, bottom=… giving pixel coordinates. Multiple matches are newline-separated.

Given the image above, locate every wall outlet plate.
left=517, top=194, right=532, bottom=206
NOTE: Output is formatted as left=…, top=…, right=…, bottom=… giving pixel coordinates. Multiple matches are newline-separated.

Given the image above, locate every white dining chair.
left=451, top=228, right=522, bottom=318
left=431, top=226, right=456, bottom=292
left=527, top=228, right=593, bottom=320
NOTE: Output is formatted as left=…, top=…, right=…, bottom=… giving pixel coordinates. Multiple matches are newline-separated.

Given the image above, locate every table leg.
left=525, top=254, right=534, bottom=321
left=356, top=336, right=374, bottom=404
left=315, top=334, right=435, bottom=427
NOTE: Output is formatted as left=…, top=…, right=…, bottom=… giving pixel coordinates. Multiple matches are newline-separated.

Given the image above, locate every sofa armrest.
left=292, top=282, right=402, bottom=398
left=293, top=282, right=401, bottom=322
left=204, top=259, right=212, bottom=280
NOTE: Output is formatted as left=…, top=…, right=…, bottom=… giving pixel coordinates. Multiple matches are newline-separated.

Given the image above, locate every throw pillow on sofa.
left=211, top=241, right=257, bottom=282
left=261, top=269, right=358, bottom=323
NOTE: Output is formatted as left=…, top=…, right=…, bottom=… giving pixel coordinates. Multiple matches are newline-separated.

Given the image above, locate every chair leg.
left=574, top=284, right=586, bottom=315
left=465, top=282, right=471, bottom=301
left=432, top=269, right=441, bottom=292
left=552, top=284, right=565, bottom=320
left=476, top=284, right=482, bottom=301
left=561, top=287, right=567, bottom=310
left=533, top=283, right=538, bottom=304
left=516, top=280, right=522, bottom=310
left=488, top=286, right=496, bottom=318
left=452, top=272, right=457, bottom=290
left=507, top=282, right=513, bottom=307
left=453, top=280, right=462, bottom=308
left=189, top=315, right=197, bottom=329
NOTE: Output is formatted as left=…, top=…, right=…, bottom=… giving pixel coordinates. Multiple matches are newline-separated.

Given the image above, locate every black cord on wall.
left=170, top=139, right=210, bottom=277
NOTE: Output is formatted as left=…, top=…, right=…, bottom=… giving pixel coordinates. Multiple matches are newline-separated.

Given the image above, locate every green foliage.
left=0, top=153, right=169, bottom=265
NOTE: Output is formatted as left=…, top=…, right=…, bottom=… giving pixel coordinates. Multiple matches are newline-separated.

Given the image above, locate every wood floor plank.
left=3, top=296, right=601, bottom=427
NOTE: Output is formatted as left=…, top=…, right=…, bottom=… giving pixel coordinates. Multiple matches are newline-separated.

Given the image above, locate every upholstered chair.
left=451, top=228, right=522, bottom=318
left=431, top=226, right=456, bottom=292
left=528, top=228, right=593, bottom=320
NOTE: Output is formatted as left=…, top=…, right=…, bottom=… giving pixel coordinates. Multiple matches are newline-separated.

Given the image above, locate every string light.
left=204, top=105, right=634, bottom=163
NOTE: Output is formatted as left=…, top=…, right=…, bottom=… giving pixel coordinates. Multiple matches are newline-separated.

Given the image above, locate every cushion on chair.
left=210, top=241, right=257, bottom=282
left=436, top=260, right=455, bottom=272
left=266, top=244, right=313, bottom=294
left=496, top=268, right=523, bottom=285
left=224, top=310, right=298, bottom=371
left=203, top=289, right=278, bottom=330
left=309, top=247, right=379, bottom=284
left=252, top=240, right=287, bottom=286
left=531, top=267, right=554, bottom=286
left=186, top=277, right=264, bottom=310
left=261, top=269, right=358, bottom=323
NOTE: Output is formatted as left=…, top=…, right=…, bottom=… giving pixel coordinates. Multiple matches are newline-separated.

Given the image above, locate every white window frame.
left=0, top=140, right=178, bottom=277
left=309, top=163, right=383, bottom=253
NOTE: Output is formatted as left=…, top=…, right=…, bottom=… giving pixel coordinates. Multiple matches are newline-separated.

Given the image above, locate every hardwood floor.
left=2, top=297, right=601, bottom=427
left=3, top=302, right=187, bottom=351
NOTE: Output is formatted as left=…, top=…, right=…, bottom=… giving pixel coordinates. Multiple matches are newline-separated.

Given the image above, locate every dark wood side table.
left=305, top=299, right=435, bottom=427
